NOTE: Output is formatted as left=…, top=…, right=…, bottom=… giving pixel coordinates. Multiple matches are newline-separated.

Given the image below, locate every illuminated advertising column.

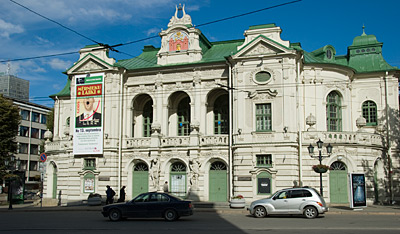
left=73, top=73, right=104, bottom=155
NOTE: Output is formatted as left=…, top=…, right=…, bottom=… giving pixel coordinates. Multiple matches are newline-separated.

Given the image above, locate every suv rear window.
left=290, top=189, right=313, bottom=198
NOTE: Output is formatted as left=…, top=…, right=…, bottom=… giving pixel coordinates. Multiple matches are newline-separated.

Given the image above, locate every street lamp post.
left=307, top=139, right=333, bottom=196
left=4, top=155, right=20, bottom=210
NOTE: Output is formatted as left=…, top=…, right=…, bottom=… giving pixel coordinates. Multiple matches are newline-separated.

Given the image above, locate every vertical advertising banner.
left=73, top=73, right=104, bottom=155
left=350, top=173, right=367, bottom=208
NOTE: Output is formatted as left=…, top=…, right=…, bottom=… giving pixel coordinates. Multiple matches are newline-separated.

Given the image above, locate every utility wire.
left=111, top=0, right=302, bottom=48
left=0, top=51, right=78, bottom=63
left=3, top=0, right=302, bottom=63
left=9, top=0, right=100, bottom=45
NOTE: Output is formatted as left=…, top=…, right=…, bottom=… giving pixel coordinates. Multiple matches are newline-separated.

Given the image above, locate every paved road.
left=1, top=210, right=399, bottom=234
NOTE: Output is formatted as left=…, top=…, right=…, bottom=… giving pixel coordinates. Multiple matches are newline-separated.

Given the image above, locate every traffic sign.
left=40, top=153, right=47, bottom=162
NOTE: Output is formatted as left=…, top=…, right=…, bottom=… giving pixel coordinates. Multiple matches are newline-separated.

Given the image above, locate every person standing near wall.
left=106, top=185, right=115, bottom=205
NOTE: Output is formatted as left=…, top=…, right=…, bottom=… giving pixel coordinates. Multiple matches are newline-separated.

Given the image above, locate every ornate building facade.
left=44, top=6, right=399, bottom=205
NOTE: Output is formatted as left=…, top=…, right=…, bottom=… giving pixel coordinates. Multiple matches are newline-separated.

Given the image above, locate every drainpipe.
left=226, top=58, right=234, bottom=199
left=297, top=55, right=303, bottom=186
left=27, top=107, right=33, bottom=181
left=118, top=72, right=124, bottom=194
left=384, top=71, right=393, bottom=203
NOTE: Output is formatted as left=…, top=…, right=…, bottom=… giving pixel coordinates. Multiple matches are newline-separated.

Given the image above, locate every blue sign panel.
left=350, top=173, right=367, bottom=208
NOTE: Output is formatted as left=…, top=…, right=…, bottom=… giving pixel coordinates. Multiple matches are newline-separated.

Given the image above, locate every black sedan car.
left=101, top=192, right=194, bottom=221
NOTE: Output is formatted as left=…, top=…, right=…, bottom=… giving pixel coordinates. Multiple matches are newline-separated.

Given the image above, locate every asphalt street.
left=0, top=210, right=399, bottom=234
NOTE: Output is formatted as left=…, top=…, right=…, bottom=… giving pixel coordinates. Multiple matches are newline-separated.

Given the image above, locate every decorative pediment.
left=249, top=89, right=278, bottom=100
left=74, top=59, right=107, bottom=72
left=67, top=53, right=114, bottom=75
left=243, top=42, right=284, bottom=57
left=233, top=35, right=293, bottom=59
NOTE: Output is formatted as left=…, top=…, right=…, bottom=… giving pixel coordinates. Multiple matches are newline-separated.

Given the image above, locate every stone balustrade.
left=303, top=131, right=384, bottom=146
left=160, top=136, right=190, bottom=147
left=200, top=135, right=228, bottom=146
left=125, top=138, right=151, bottom=148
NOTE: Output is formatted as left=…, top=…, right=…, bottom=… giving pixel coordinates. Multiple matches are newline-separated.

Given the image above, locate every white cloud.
left=0, top=19, right=24, bottom=38
left=46, top=58, right=73, bottom=70
left=32, top=67, right=46, bottom=73
left=146, top=27, right=160, bottom=36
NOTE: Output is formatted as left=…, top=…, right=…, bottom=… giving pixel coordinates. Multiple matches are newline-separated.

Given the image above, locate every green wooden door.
left=209, top=162, right=228, bottom=202
left=132, top=171, right=148, bottom=198
left=329, top=161, right=348, bottom=204
left=52, top=171, right=57, bottom=199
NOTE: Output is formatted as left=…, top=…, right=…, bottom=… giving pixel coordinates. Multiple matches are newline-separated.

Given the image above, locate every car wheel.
left=164, top=209, right=177, bottom=221
left=304, top=206, right=318, bottom=219
left=109, top=209, right=122, bottom=221
left=254, top=206, right=267, bottom=218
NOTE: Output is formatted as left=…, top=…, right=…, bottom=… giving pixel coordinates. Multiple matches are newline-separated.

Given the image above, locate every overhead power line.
left=3, top=0, right=302, bottom=63
left=9, top=0, right=100, bottom=45
left=0, top=51, right=78, bottom=63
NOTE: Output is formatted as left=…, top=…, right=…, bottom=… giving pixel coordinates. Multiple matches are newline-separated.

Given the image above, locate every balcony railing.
left=161, top=136, right=190, bottom=147
left=200, top=135, right=228, bottom=146
left=126, top=138, right=151, bottom=148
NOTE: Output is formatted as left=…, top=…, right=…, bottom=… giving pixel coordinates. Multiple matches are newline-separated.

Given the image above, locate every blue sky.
left=1, top=0, right=399, bottom=107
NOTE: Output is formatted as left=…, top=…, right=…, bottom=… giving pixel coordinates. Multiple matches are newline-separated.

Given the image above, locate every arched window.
left=214, top=95, right=229, bottom=134
left=177, top=97, right=190, bottom=136
left=134, top=162, right=149, bottom=171
left=326, top=91, right=342, bottom=131
left=362, top=101, right=377, bottom=126
left=210, top=161, right=227, bottom=170
left=143, top=101, right=153, bottom=137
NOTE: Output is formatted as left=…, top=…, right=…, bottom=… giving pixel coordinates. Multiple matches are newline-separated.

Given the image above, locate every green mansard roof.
left=116, top=39, right=244, bottom=70
left=51, top=28, right=398, bottom=98
left=295, top=30, right=398, bottom=73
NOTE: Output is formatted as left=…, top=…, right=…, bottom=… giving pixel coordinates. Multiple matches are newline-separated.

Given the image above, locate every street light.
left=307, top=139, right=332, bottom=196
left=4, top=155, right=20, bottom=210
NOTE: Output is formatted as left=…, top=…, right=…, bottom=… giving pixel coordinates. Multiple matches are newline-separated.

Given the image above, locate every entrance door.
left=52, top=165, right=57, bottom=199
left=132, top=163, right=149, bottom=198
left=209, top=162, right=227, bottom=202
left=170, top=162, right=187, bottom=197
left=329, top=161, right=348, bottom=204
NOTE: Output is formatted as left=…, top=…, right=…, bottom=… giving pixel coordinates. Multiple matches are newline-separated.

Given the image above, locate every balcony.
left=303, top=131, right=384, bottom=147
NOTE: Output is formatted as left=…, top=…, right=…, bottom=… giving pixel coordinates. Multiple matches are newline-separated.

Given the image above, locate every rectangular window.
left=30, top=144, right=39, bottom=155
left=31, top=128, right=40, bottom=138
left=84, top=158, right=96, bottom=170
left=256, top=154, right=272, bottom=167
left=19, top=143, right=28, bottom=154
left=20, top=126, right=29, bottom=137
left=41, top=114, right=47, bottom=124
left=41, top=129, right=46, bottom=139
left=32, top=112, right=40, bottom=123
left=29, top=161, right=38, bottom=171
left=21, top=110, right=30, bottom=121
left=256, top=104, right=272, bottom=131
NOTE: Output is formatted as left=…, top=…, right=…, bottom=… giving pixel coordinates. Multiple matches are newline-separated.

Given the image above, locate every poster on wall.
left=73, top=73, right=104, bottom=155
left=349, top=173, right=367, bottom=208
left=84, top=178, right=95, bottom=193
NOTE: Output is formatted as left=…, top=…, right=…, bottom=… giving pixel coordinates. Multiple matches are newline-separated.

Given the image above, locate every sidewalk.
left=1, top=201, right=400, bottom=215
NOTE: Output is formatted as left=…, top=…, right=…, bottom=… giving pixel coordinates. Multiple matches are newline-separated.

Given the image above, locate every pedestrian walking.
left=118, top=186, right=126, bottom=202
left=163, top=181, right=169, bottom=193
left=106, top=185, right=115, bottom=205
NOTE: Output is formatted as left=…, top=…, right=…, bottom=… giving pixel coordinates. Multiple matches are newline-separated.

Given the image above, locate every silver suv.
left=248, top=187, right=328, bottom=219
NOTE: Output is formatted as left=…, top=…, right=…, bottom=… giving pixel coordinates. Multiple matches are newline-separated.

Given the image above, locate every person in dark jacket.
left=118, top=186, right=126, bottom=202
left=106, top=185, right=115, bottom=205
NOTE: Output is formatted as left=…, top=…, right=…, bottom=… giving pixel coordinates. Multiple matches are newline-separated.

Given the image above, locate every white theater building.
left=44, top=5, right=399, bottom=206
